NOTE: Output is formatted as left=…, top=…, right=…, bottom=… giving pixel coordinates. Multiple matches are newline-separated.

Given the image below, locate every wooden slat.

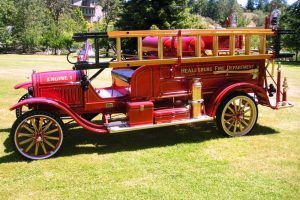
left=213, top=36, right=218, bottom=56
left=177, top=36, right=182, bottom=57
left=109, top=54, right=273, bottom=68
left=195, top=35, right=201, bottom=57
left=137, top=37, right=143, bottom=60
left=116, top=37, right=121, bottom=61
left=259, top=35, right=266, bottom=54
left=108, top=29, right=274, bottom=38
left=229, top=35, right=235, bottom=55
left=245, top=34, right=251, bottom=55
left=158, top=36, right=163, bottom=59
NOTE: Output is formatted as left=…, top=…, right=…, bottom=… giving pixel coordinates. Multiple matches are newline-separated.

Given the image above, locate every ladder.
left=73, top=29, right=275, bottom=69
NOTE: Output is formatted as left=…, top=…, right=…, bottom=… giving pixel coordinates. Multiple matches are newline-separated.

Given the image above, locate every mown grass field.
left=0, top=54, right=299, bottom=199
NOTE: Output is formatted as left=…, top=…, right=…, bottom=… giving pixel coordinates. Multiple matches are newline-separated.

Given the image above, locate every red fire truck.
left=10, top=28, right=293, bottom=160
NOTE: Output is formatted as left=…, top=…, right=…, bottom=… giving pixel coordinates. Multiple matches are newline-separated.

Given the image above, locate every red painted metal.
left=276, top=67, right=281, bottom=104
left=10, top=97, right=108, bottom=133
left=127, top=101, right=153, bottom=126
left=206, top=82, right=272, bottom=117
left=14, top=81, right=32, bottom=90
left=154, top=107, right=190, bottom=124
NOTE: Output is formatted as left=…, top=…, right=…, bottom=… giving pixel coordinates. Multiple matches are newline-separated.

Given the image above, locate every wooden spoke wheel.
left=216, top=93, right=258, bottom=137
left=11, top=110, right=64, bottom=160
left=16, top=93, right=30, bottom=118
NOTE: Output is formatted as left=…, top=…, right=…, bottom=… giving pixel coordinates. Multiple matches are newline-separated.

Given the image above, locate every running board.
left=108, top=115, right=213, bottom=133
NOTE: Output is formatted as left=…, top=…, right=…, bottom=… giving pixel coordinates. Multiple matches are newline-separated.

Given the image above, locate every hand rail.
left=72, top=29, right=275, bottom=70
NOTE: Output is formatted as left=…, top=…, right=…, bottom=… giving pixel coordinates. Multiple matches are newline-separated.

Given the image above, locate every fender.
left=206, top=82, right=271, bottom=117
left=14, top=81, right=32, bottom=90
left=10, top=98, right=108, bottom=134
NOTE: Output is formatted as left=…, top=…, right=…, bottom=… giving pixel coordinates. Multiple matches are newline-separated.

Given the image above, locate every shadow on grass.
left=0, top=122, right=278, bottom=163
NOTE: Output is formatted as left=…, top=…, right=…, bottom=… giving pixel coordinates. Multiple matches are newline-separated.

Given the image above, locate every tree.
left=246, top=0, right=255, bottom=11
left=188, top=0, right=207, bottom=15
left=204, top=0, right=220, bottom=22
left=41, top=7, right=87, bottom=54
left=99, top=0, right=120, bottom=30
left=42, top=0, right=87, bottom=54
left=117, top=0, right=190, bottom=30
left=0, top=0, right=16, bottom=52
left=257, top=0, right=264, bottom=10
left=281, top=0, right=300, bottom=61
left=44, top=0, right=71, bottom=22
left=13, top=0, right=49, bottom=52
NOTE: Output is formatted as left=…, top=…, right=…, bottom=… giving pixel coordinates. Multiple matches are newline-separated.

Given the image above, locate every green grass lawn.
left=0, top=55, right=299, bottom=199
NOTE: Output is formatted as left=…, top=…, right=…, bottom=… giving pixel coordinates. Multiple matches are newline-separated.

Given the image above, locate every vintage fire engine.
left=10, top=27, right=293, bottom=160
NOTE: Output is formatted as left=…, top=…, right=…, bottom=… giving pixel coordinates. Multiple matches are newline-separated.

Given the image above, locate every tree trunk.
left=296, top=49, right=298, bottom=62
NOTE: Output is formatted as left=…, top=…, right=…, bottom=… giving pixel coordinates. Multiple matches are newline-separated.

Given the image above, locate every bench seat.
left=111, top=68, right=135, bottom=83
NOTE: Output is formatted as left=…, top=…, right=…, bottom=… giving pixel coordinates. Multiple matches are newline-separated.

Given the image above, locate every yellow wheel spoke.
left=44, top=140, right=55, bottom=149
left=45, top=136, right=60, bottom=140
left=227, top=106, right=235, bottom=114
left=34, top=142, right=40, bottom=156
left=241, top=102, right=248, bottom=112
left=25, top=140, right=35, bottom=152
left=238, top=121, right=243, bottom=132
left=244, top=108, right=251, bottom=114
left=45, top=128, right=58, bottom=135
left=224, top=113, right=233, bottom=117
left=18, top=133, right=33, bottom=138
left=233, top=101, right=237, bottom=112
left=22, top=124, right=34, bottom=134
left=225, top=118, right=234, bottom=124
left=42, top=121, right=53, bottom=132
left=233, top=121, right=237, bottom=134
left=31, top=119, right=38, bottom=132
left=238, top=99, right=242, bottom=111
left=41, top=142, right=47, bottom=155
left=227, top=120, right=235, bottom=130
left=19, top=137, right=33, bottom=145
left=38, top=117, right=44, bottom=131
left=241, top=119, right=249, bottom=127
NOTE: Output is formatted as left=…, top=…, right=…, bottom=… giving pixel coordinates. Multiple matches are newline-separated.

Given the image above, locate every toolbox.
left=127, top=101, right=154, bottom=126
left=154, top=107, right=190, bottom=124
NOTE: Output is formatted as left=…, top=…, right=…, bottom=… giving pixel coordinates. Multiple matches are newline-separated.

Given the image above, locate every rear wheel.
left=11, top=110, right=64, bottom=160
left=216, top=93, right=258, bottom=137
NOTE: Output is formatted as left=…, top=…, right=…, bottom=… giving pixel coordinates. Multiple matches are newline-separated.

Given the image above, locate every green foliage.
left=0, top=0, right=16, bottom=51
left=13, top=0, right=49, bottom=52
left=246, top=0, right=255, bottom=11
left=281, top=0, right=300, bottom=60
left=117, top=0, right=191, bottom=30
left=257, top=0, right=264, bottom=10
left=0, top=0, right=16, bottom=27
left=253, top=10, right=266, bottom=27
left=188, top=0, right=207, bottom=15
left=0, top=0, right=87, bottom=53
left=99, top=0, right=121, bottom=29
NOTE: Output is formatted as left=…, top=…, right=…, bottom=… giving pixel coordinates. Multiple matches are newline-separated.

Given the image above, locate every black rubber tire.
left=15, top=93, right=30, bottom=118
left=11, top=110, right=65, bottom=160
left=216, top=92, right=258, bottom=137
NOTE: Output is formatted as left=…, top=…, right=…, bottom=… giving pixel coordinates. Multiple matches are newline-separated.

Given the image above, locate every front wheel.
left=11, top=110, right=64, bottom=160
left=16, top=93, right=30, bottom=118
left=216, top=93, right=258, bottom=137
